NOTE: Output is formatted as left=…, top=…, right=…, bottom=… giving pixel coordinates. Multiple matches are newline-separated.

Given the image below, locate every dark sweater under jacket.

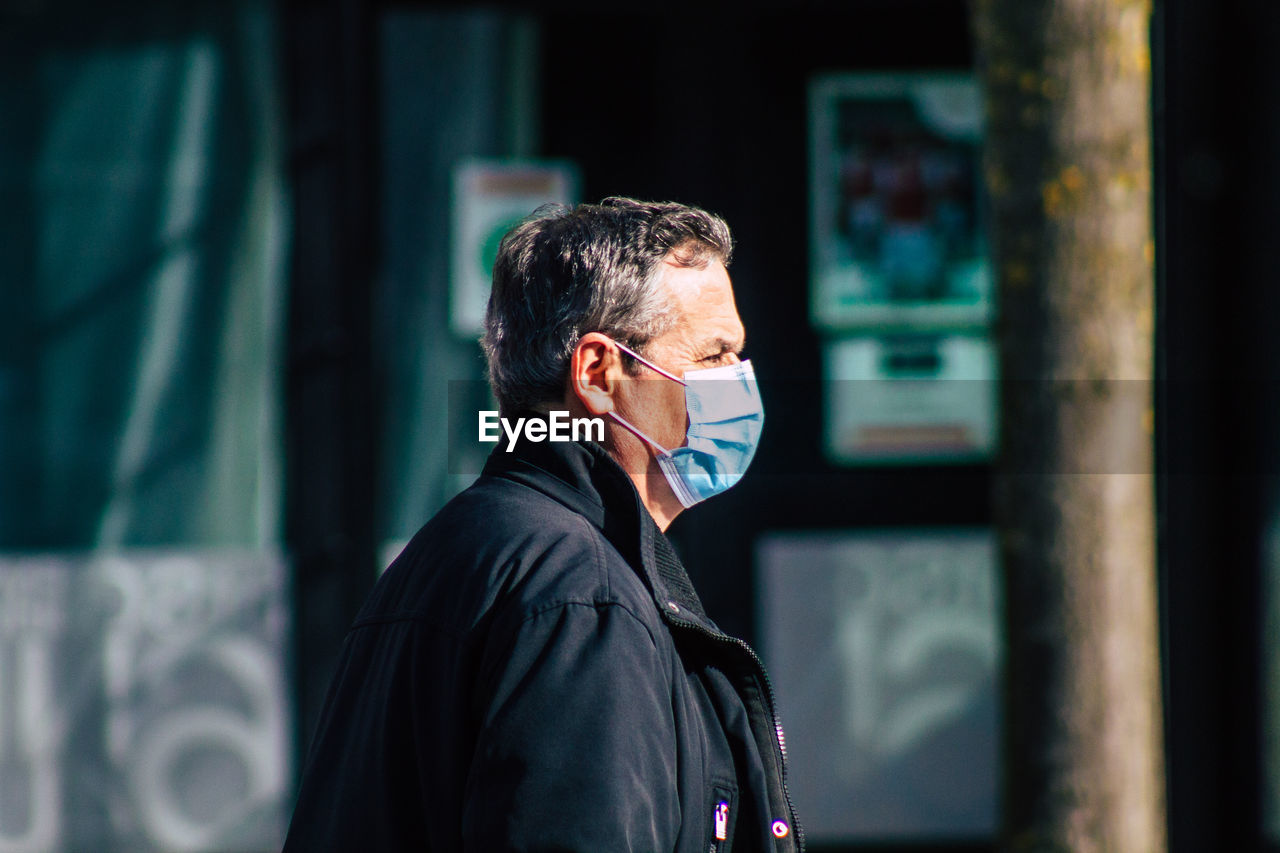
left=282, top=436, right=802, bottom=852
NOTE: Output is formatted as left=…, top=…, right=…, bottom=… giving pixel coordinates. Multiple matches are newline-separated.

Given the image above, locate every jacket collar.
left=481, top=436, right=712, bottom=626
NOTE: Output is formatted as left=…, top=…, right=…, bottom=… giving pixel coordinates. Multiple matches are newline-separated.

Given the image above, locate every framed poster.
left=810, top=73, right=991, bottom=331
left=757, top=529, right=1000, bottom=842
left=451, top=159, right=579, bottom=337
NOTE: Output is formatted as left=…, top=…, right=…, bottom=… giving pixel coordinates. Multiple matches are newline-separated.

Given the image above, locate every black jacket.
left=283, top=437, right=802, bottom=852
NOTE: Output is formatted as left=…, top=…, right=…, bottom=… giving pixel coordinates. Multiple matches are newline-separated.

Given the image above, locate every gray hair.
left=482, top=197, right=734, bottom=416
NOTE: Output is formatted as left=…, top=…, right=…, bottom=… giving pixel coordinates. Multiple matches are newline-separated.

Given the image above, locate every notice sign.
left=825, top=333, right=997, bottom=464
left=450, top=159, right=579, bottom=337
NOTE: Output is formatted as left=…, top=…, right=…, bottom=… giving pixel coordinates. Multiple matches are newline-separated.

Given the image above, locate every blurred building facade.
left=0, top=1, right=1277, bottom=851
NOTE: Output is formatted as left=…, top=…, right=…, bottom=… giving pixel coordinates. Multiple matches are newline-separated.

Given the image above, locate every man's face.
left=619, top=255, right=746, bottom=452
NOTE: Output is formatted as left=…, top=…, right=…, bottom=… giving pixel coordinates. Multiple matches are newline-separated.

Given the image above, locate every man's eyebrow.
left=703, top=336, right=746, bottom=356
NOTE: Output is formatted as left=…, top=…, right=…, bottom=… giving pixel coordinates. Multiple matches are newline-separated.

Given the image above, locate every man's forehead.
left=663, top=266, right=745, bottom=348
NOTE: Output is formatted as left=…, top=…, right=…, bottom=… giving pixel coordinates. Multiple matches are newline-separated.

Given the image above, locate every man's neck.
left=634, top=470, right=683, bottom=532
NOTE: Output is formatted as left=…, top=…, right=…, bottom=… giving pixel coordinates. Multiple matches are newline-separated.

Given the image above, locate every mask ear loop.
left=604, top=339, right=704, bottom=509
left=608, top=411, right=672, bottom=456
left=608, top=411, right=699, bottom=508
left=605, top=336, right=685, bottom=456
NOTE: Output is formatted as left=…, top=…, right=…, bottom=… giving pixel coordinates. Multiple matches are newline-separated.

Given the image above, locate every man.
left=283, top=198, right=802, bottom=851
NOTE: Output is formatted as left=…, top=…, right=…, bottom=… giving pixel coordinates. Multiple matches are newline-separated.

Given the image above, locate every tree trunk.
left=972, top=0, right=1166, bottom=850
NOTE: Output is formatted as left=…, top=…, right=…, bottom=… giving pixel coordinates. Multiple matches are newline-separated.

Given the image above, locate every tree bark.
left=972, top=0, right=1166, bottom=850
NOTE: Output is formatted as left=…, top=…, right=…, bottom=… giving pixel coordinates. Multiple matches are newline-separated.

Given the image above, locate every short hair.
left=482, top=197, right=734, bottom=416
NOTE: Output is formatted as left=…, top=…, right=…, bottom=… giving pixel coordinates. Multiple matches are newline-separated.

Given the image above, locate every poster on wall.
left=0, top=549, right=291, bottom=852
left=451, top=159, right=579, bottom=337
left=824, top=333, right=998, bottom=464
left=757, top=529, right=1000, bottom=842
left=809, top=73, right=991, bottom=331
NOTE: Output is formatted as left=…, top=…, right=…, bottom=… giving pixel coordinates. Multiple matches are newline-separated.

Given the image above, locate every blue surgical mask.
left=606, top=340, right=764, bottom=508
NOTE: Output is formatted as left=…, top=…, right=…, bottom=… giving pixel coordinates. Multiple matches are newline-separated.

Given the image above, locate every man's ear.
left=569, top=332, right=622, bottom=416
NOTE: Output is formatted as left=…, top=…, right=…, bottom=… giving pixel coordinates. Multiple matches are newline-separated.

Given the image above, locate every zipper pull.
left=715, top=800, right=729, bottom=841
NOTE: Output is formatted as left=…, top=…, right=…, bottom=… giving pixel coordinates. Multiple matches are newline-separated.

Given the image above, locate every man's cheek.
left=663, top=389, right=690, bottom=448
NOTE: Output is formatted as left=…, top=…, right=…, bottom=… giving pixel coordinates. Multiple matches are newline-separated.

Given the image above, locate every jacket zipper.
left=673, top=618, right=805, bottom=850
